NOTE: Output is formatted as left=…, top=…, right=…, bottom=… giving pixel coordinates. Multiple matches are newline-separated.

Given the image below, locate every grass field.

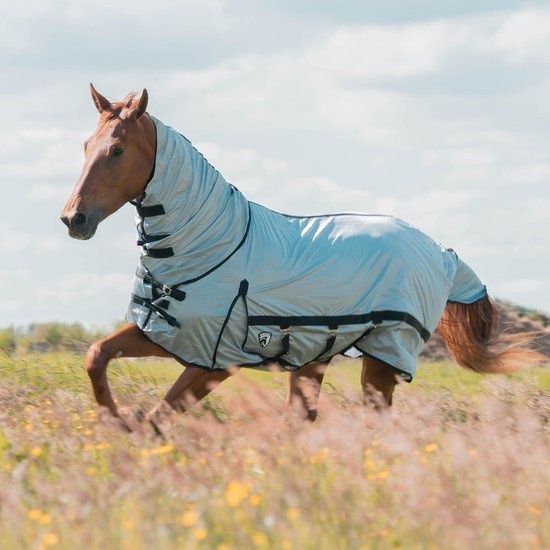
left=0, top=352, right=548, bottom=549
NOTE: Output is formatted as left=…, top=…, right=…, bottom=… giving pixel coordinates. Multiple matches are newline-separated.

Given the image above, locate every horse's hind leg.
left=285, top=362, right=328, bottom=421
left=361, top=356, right=398, bottom=408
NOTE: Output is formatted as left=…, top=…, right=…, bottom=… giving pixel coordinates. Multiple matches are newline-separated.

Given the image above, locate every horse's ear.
left=89, top=83, right=112, bottom=114
left=134, top=88, right=148, bottom=119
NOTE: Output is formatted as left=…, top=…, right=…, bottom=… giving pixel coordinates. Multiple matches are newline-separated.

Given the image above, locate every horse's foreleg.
left=361, top=355, right=397, bottom=408
left=285, top=362, right=328, bottom=421
left=85, top=323, right=170, bottom=417
left=145, top=367, right=239, bottom=432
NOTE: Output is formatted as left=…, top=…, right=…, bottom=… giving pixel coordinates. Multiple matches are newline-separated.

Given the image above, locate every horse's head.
left=60, top=84, right=156, bottom=240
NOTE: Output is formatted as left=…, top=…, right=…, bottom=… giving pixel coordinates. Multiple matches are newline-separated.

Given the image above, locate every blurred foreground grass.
left=0, top=352, right=548, bottom=549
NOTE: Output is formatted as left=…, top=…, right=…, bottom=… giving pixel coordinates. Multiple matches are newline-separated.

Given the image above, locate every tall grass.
left=0, top=353, right=548, bottom=549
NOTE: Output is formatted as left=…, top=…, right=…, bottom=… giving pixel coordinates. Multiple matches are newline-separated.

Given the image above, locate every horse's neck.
left=139, top=118, right=250, bottom=282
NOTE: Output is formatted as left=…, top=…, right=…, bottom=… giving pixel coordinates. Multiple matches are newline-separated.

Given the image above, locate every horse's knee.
left=85, top=341, right=111, bottom=380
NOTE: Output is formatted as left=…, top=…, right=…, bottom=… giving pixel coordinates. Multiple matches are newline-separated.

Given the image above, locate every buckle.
left=161, top=284, right=172, bottom=296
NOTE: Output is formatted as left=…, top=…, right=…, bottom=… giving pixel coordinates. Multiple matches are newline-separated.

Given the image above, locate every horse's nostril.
left=72, top=212, right=87, bottom=229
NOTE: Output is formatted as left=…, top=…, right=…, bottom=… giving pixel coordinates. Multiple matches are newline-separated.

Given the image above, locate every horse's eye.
left=112, top=147, right=124, bottom=157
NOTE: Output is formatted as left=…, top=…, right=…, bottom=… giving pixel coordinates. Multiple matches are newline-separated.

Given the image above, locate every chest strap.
left=138, top=271, right=187, bottom=301
left=144, top=246, right=174, bottom=258
left=136, top=204, right=165, bottom=217
left=132, top=294, right=181, bottom=328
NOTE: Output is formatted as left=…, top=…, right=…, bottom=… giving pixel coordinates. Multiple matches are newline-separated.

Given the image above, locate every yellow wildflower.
left=252, top=532, right=269, bottom=547
left=28, top=509, right=43, bottom=521
left=286, top=507, right=300, bottom=521
left=30, top=447, right=43, bottom=457
left=40, top=513, right=52, bottom=525
left=194, top=528, right=207, bottom=541
left=28, top=509, right=52, bottom=525
left=180, top=510, right=199, bottom=527
left=249, top=494, right=262, bottom=507
left=365, top=459, right=377, bottom=471
left=424, top=443, right=439, bottom=453
left=42, top=533, right=59, bottom=546
left=150, top=444, right=174, bottom=455
left=224, top=481, right=249, bottom=507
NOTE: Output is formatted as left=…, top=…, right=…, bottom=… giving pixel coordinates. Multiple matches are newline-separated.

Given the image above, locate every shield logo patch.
left=258, top=331, right=272, bottom=348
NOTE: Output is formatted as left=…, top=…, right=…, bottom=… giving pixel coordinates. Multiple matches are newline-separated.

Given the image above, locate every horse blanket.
left=127, top=117, right=487, bottom=381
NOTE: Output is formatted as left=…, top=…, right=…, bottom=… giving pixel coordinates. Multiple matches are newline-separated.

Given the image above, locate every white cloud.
left=0, top=126, right=84, bottom=183
left=0, top=224, right=63, bottom=255
left=34, top=272, right=132, bottom=304
left=493, top=278, right=550, bottom=303
left=492, top=9, right=550, bottom=64
left=27, top=183, right=71, bottom=201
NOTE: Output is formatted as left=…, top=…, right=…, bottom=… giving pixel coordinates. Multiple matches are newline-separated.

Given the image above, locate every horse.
left=60, top=85, right=542, bottom=433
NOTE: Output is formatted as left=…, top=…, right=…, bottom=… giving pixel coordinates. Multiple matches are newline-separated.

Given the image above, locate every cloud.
left=492, top=9, right=550, bottom=64
left=493, top=278, right=550, bottom=312
left=27, top=183, right=71, bottom=201
left=0, top=223, right=63, bottom=255
left=34, top=272, right=132, bottom=304
left=0, top=126, right=84, bottom=184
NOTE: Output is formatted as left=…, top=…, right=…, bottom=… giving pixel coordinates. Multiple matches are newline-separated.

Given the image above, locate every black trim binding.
left=211, top=279, right=249, bottom=368
left=145, top=247, right=174, bottom=258
left=248, top=310, right=431, bottom=342
left=172, top=203, right=252, bottom=288
left=139, top=329, right=267, bottom=373
left=136, top=204, right=165, bottom=217
left=132, top=294, right=181, bottom=328
left=447, top=286, right=488, bottom=305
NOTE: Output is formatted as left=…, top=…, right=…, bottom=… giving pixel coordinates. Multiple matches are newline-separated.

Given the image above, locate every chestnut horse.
left=61, top=86, right=542, bottom=433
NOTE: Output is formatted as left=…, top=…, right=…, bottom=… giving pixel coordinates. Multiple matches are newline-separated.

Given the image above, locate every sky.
left=0, top=0, right=549, bottom=328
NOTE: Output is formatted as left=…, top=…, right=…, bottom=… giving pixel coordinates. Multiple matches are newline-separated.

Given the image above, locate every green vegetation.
left=0, top=352, right=548, bottom=549
left=0, top=323, right=107, bottom=356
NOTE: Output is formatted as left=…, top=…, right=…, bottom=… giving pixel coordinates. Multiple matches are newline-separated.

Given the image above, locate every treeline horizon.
left=0, top=322, right=123, bottom=355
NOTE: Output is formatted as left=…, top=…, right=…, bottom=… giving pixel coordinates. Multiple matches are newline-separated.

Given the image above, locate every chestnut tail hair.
left=438, top=296, right=544, bottom=373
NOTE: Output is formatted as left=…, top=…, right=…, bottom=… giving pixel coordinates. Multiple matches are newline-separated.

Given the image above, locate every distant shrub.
left=0, top=322, right=110, bottom=354
left=0, top=328, right=16, bottom=356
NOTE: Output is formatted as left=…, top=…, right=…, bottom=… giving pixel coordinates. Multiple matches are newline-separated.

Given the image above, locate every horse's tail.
left=437, top=256, right=544, bottom=374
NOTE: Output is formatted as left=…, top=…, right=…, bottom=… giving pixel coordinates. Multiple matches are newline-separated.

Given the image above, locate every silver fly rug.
left=127, top=117, right=487, bottom=381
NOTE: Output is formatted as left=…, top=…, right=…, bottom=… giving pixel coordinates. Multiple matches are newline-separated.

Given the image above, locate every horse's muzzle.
left=60, top=209, right=100, bottom=240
